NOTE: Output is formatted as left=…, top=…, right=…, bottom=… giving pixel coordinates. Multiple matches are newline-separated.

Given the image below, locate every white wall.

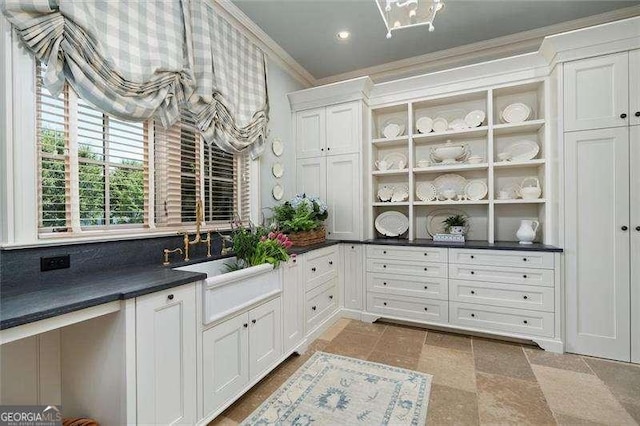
left=259, top=58, right=306, bottom=222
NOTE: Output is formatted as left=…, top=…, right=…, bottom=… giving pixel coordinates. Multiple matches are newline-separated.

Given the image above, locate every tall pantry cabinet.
left=290, top=78, right=372, bottom=241
left=563, top=50, right=640, bottom=362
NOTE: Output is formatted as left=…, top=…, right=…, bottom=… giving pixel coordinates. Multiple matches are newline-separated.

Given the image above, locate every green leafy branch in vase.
left=272, top=194, right=328, bottom=233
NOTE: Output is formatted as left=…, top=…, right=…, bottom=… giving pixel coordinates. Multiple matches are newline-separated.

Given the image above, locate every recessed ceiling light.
left=336, top=31, right=350, bottom=41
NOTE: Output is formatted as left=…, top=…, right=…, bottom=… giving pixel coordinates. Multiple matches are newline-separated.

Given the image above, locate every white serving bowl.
left=432, top=144, right=465, bottom=164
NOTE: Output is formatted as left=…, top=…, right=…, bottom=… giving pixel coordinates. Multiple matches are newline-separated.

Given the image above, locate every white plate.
left=502, top=103, right=531, bottom=123
left=465, top=110, right=485, bottom=128
left=272, top=184, right=284, bottom=200
left=377, top=185, right=394, bottom=202
left=272, top=163, right=284, bottom=178
left=382, top=152, right=408, bottom=169
left=381, top=118, right=406, bottom=138
left=375, top=211, right=409, bottom=237
left=391, top=184, right=409, bottom=202
left=505, top=140, right=539, bottom=161
left=416, top=182, right=437, bottom=202
left=272, top=138, right=284, bottom=157
left=426, top=208, right=469, bottom=237
left=432, top=117, right=449, bottom=133
left=449, top=118, right=468, bottom=131
left=415, top=116, right=433, bottom=134
left=433, top=173, right=467, bottom=197
left=464, top=180, right=488, bottom=201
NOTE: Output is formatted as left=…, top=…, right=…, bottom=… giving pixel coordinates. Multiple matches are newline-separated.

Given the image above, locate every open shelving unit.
left=368, top=79, right=552, bottom=244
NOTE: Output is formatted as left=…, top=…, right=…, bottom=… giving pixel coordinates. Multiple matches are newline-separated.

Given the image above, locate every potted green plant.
left=226, top=225, right=292, bottom=271
left=272, top=194, right=328, bottom=246
left=443, top=214, right=467, bottom=235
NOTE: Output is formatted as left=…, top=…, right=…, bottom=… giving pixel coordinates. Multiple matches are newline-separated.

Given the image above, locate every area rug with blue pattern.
left=241, top=352, right=433, bottom=425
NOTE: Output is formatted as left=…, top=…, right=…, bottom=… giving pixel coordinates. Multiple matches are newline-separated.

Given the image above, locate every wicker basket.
left=288, top=227, right=326, bottom=247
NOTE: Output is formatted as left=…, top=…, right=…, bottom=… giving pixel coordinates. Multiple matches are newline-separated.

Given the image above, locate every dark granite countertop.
left=288, top=240, right=341, bottom=255
left=361, top=239, right=563, bottom=252
left=0, top=265, right=206, bottom=330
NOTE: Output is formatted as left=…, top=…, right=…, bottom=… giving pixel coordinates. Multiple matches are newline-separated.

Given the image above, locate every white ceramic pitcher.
left=516, top=219, right=539, bottom=244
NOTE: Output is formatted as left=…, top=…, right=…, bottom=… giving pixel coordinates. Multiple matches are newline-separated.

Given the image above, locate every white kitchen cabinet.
left=565, top=127, right=631, bottom=361
left=203, top=312, right=249, bottom=415
left=564, top=52, right=629, bottom=132
left=296, top=157, right=326, bottom=200
left=248, top=297, right=282, bottom=378
left=296, top=107, right=325, bottom=158
left=136, top=284, right=197, bottom=425
left=342, top=244, right=364, bottom=311
left=326, top=153, right=361, bottom=240
left=630, top=49, right=640, bottom=127
left=631, top=125, right=640, bottom=363
left=326, top=102, right=360, bottom=155
left=282, top=257, right=304, bottom=354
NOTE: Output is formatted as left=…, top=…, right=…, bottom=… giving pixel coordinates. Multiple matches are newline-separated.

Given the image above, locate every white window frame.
left=0, top=19, right=260, bottom=247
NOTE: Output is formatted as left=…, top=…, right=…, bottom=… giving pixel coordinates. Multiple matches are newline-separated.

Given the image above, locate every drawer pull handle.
left=351, top=245, right=354, bottom=249
left=251, top=319, right=257, bottom=324
left=383, top=265, right=387, bottom=268
left=470, top=290, right=475, bottom=295
left=636, top=111, right=640, bottom=117
left=424, top=286, right=428, bottom=290
left=383, top=250, right=387, bottom=254
left=167, top=294, right=174, bottom=300
left=311, top=267, right=317, bottom=272
left=293, top=259, right=296, bottom=263
left=523, top=275, right=528, bottom=279
left=471, top=313, right=476, bottom=318
left=523, top=320, right=528, bottom=325
left=383, top=302, right=387, bottom=306
left=329, top=295, right=334, bottom=300
left=424, top=267, right=428, bottom=271
left=424, top=253, right=428, bottom=256
left=243, top=323, right=248, bottom=328
left=312, top=305, right=317, bottom=311
left=383, top=282, right=387, bottom=286
left=329, top=261, right=333, bottom=265
left=523, top=258, right=527, bottom=262
left=523, top=295, right=528, bottom=300
left=620, top=113, right=627, bottom=119
left=424, top=307, right=428, bottom=311
left=470, top=255, right=475, bottom=259
left=470, top=271, right=475, bottom=275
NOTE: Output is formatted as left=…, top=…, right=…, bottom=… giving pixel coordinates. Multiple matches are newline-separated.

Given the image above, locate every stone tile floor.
left=211, top=319, right=640, bottom=425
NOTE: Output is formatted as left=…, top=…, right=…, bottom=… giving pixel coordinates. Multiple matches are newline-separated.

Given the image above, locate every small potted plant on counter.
left=273, top=194, right=328, bottom=247
left=226, top=224, right=292, bottom=271
left=443, top=214, right=467, bottom=235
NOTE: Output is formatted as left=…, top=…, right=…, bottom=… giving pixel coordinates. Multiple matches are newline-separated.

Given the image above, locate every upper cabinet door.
left=326, top=102, right=360, bottom=156
left=296, top=108, right=326, bottom=159
left=564, top=127, right=630, bottom=362
left=326, top=153, right=360, bottom=240
left=296, top=157, right=327, bottom=200
left=630, top=49, right=640, bottom=127
left=564, top=52, right=629, bottom=132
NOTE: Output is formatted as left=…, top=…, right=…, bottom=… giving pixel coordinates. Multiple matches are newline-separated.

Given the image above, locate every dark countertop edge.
left=359, top=239, right=563, bottom=253
left=288, top=240, right=341, bottom=255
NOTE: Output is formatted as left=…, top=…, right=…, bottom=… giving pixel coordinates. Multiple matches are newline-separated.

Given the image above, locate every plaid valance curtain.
left=1, top=0, right=268, bottom=158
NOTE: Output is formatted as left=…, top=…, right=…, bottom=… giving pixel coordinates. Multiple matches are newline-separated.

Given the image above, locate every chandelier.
left=375, top=0, right=444, bottom=39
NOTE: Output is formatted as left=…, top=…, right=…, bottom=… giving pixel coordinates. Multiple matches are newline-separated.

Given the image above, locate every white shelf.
left=372, top=202, right=410, bottom=207
left=493, top=119, right=545, bottom=135
left=414, top=200, right=490, bottom=206
left=372, top=135, right=409, bottom=146
left=493, top=198, right=546, bottom=204
left=493, top=159, right=545, bottom=169
left=413, top=163, right=489, bottom=173
left=372, top=169, right=409, bottom=176
left=413, top=126, right=488, bottom=142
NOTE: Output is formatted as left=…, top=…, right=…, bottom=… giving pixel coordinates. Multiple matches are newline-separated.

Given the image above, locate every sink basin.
left=175, top=257, right=281, bottom=325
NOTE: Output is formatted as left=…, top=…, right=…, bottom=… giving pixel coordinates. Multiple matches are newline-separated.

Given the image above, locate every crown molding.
left=214, top=0, right=317, bottom=88
left=314, top=4, right=640, bottom=86
left=287, top=76, right=374, bottom=112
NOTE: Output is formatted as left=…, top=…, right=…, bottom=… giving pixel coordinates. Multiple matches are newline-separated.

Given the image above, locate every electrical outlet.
left=40, top=255, right=70, bottom=272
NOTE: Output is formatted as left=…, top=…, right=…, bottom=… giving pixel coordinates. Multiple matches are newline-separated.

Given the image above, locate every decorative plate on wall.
left=272, top=163, right=284, bottom=178
left=272, top=184, right=284, bottom=200
left=272, top=138, right=284, bottom=157
left=375, top=211, right=409, bottom=237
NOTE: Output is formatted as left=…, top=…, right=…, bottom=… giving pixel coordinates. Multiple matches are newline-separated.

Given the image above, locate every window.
left=36, top=64, right=252, bottom=237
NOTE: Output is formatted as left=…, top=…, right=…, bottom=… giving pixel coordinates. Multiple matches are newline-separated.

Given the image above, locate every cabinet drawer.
left=449, top=280, right=554, bottom=312
left=450, top=249, right=554, bottom=269
left=304, top=246, right=339, bottom=291
left=367, top=292, right=448, bottom=324
left=305, top=278, right=338, bottom=332
left=366, top=258, right=447, bottom=278
left=449, top=302, right=554, bottom=338
left=367, top=273, right=448, bottom=301
left=366, top=245, right=447, bottom=263
left=449, top=264, right=554, bottom=287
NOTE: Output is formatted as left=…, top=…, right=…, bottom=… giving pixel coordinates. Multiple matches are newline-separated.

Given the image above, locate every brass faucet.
left=163, top=248, right=183, bottom=266
left=163, top=199, right=211, bottom=265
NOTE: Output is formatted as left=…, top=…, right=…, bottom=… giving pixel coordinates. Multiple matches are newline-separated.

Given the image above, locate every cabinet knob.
left=243, top=323, right=248, bottom=328
left=329, top=295, right=334, bottom=300
left=471, top=290, right=475, bottom=295
left=383, top=282, right=387, bottom=286
left=327, top=147, right=331, bottom=151
left=523, top=258, right=527, bottom=262
left=351, top=245, right=354, bottom=249
left=424, top=286, right=428, bottom=290
left=383, top=302, right=387, bottom=306
left=329, top=260, right=333, bottom=265
left=620, top=113, right=627, bottom=119
left=423, top=267, right=428, bottom=271
left=523, top=295, right=528, bottom=300
left=293, top=259, right=296, bottom=263
left=636, top=226, right=640, bottom=232
left=471, top=313, right=476, bottom=317
left=523, top=274, right=528, bottom=279
left=470, top=271, right=475, bottom=275
left=251, top=319, right=257, bottom=324
left=321, top=148, right=324, bottom=151
left=622, top=226, right=628, bottom=231
left=424, top=307, right=428, bottom=311
left=312, top=305, right=317, bottom=311
left=470, top=255, right=475, bottom=259
left=383, top=250, right=387, bottom=254
left=383, top=265, right=387, bottom=268
left=635, top=111, right=640, bottom=117
left=523, top=320, right=528, bottom=325
left=312, top=267, right=317, bottom=272
left=167, top=294, right=174, bottom=300
left=424, top=253, right=428, bottom=256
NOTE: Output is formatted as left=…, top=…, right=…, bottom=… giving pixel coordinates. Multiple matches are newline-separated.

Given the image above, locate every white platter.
left=464, top=110, right=485, bottom=128
left=449, top=118, right=468, bottom=131
left=272, top=184, right=284, bottom=200
left=416, top=116, right=433, bottom=134
left=432, top=117, right=449, bottom=133
left=272, top=163, right=284, bottom=178
left=505, top=140, right=539, bottom=161
left=271, top=138, right=284, bottom=156
left=382, top=152, right=408, bottom=169
left=464, top=180, right=488, bottom=201
left=391, top=184, right=409, bottom=202
left=381, top=118, right=406, bottom=138
left=433, top=173, right=467, bottom=197
left=377, top=185, right=394, bottom=202
left=375, top=211, right=409, bottom=237
left=426, top=208, right=469, bottom=237
left=502, top=103, right=531, bottom=123
left=416, top=182, right=437, bottom=202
